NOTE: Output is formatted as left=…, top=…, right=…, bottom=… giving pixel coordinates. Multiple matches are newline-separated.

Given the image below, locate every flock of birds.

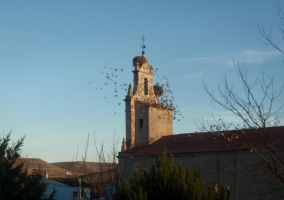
left=92, top=65, right=185, bottom=121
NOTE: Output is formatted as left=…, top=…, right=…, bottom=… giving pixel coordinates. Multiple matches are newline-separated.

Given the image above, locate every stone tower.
left=123, top=51, right=173, bottom=150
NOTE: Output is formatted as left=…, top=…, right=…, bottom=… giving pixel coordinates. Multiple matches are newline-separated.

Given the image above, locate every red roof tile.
left=122, top=126, right=284, bottom=156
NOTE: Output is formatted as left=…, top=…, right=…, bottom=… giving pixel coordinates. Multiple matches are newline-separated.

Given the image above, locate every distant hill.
left=51, top=161, right=118, bottom=176
left=16, top=158, right=117, bottom=178
left=17, top=158, right=72, bottom=178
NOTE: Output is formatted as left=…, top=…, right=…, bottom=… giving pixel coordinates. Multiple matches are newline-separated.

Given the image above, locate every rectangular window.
left=139, top=119, right=143, bottom=128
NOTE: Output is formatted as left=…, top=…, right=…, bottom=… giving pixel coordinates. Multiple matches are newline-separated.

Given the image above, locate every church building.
left=118, top=50, right=284, bottom=200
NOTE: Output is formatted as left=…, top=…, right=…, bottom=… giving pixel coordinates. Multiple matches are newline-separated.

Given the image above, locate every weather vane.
left=141, top=35, right=146, bottom=51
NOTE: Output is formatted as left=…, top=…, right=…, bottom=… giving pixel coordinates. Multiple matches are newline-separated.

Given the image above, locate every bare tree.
left=259, top=4, right=284, bottom=54
left=197, top=62, right=284, bottom=198
left=72, top=134, right=119, bottom=200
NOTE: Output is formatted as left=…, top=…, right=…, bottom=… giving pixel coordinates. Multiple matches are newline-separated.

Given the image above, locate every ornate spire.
left=127, top=83, right=133, bottom=97
left=121, top=138, right=126, bottom=151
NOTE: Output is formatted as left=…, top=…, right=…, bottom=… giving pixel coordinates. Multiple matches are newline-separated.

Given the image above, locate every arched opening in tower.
left=144, top=78, right=148, bottom=95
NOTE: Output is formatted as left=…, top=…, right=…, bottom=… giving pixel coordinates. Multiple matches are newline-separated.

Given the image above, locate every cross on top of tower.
left=141, top=35, right=146, bottom=55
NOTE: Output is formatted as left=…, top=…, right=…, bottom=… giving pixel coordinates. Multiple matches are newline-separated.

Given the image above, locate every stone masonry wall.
left=121, top=151, right=279, bottom=200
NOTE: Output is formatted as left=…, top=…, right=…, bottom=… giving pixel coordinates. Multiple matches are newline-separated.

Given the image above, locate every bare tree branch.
left=198, top=62, right=284, bottom=198
left=258, top=25, right=284, bottom=54
left=72, top=133, right=119, bottom=199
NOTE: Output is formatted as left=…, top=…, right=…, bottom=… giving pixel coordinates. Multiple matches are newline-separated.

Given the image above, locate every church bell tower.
left=123, top=40, right=173, bottom=150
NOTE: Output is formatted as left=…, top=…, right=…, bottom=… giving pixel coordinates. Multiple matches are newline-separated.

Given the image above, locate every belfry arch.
left=144, top=78, right=148, bottom=95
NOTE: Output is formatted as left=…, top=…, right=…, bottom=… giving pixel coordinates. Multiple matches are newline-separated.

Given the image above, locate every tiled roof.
left=123, top=126, right=284, bottom=156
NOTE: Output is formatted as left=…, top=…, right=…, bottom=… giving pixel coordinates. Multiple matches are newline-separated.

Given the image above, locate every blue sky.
left=0, top=1, right=283, bottom=162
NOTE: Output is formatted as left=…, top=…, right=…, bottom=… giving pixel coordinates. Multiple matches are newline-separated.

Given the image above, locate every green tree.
left=118, top=178, right=130, bottom=200
left=0, top=132, right=55, bottom=200
left=118, top=150, right=230, bottom=200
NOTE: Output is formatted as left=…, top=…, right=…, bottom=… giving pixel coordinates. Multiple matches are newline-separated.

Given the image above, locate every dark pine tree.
left=118, top=150, right=230, bottom=200
left=0, top=132, right=56, bottom=200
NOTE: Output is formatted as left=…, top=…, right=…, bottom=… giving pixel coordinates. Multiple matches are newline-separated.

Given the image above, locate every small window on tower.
left=144, top=78, right=148, bottom=95
left=139, top=119, right=143, bottom=128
